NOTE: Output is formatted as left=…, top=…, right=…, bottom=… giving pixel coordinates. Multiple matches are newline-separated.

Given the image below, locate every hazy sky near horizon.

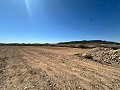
left=0, top=0, right=120, bottom=43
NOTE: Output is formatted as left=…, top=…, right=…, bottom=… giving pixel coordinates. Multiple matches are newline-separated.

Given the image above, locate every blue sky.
left=0, top=0, right=120, bottom=43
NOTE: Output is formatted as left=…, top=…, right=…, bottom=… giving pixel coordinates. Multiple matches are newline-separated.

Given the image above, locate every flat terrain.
left=0, top=46, right=120, bottom=90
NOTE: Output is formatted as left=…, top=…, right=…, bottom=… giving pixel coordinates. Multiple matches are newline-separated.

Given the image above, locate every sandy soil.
left=0, top=46, right=120, bottom=90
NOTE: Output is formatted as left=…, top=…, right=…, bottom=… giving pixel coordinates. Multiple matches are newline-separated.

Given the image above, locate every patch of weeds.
left=84, top=55, right=93, bottom=59
left=78, top=45, right=91, bottom=49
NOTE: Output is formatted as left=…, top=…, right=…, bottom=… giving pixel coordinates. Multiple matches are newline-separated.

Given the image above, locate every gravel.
left=82, top=47, right=120, bottom=67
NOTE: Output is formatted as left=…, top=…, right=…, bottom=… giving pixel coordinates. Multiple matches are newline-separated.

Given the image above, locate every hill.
left=57, top=40, right=119, bottom=45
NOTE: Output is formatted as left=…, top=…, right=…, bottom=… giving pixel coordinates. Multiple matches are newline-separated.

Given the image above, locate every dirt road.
left=0, top=46, right=120, bottom=90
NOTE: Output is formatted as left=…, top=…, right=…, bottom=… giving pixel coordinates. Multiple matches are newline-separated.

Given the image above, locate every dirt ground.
left=0, top=46, right=120, bottom=90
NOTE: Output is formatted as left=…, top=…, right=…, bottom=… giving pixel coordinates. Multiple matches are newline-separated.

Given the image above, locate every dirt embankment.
left=0, top=46, right=120, bottom=90
left=82, top=47, right=120, bottom=67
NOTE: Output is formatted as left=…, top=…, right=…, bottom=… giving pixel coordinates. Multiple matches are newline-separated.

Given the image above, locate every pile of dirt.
left=82, top=47, right=120, bottom=67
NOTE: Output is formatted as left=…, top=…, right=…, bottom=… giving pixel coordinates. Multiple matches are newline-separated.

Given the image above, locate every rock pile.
left=82, top=47, right=120, bottom=67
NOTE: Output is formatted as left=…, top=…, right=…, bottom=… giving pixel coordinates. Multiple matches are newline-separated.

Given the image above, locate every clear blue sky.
left=0, top=0, right=120, bottom=43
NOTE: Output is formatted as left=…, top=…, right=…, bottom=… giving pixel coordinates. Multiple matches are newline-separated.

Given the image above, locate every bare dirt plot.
left=0, top=46, right=120, bottom=90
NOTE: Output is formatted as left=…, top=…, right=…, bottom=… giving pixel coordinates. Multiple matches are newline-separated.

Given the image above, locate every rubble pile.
left=82, top=47, right=120, bottom=66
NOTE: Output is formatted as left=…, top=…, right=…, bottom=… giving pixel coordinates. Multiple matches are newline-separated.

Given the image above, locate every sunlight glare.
left=25, top=0, right=32, bottom=17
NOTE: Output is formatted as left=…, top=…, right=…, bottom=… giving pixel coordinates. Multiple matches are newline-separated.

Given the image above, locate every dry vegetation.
left=0, top=46, right=120, bottom=90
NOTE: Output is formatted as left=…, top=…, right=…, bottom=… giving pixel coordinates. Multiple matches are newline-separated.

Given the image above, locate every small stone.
left=24, top=87, right=27, bottom=89
left=119, top=57, right=120, bottom=59
left=40, top=87, right=44, bottom=89
left=50, top=85, right=52, bottom=87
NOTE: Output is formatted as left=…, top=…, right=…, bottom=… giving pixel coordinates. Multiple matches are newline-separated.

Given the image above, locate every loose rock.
left=82, top=47, right=120, bottom=67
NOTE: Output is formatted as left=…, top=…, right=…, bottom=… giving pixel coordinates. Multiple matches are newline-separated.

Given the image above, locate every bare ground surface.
left=0, top=46, right=120, bottom=90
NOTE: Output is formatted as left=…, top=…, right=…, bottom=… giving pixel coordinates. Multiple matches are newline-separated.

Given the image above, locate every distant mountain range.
left=57, top=40, right=119, bottom=45
left=0, top=40, right=119, bottom=46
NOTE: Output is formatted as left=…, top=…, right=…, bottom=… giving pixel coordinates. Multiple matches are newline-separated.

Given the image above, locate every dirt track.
left=0, top=46, right=120, bottom=90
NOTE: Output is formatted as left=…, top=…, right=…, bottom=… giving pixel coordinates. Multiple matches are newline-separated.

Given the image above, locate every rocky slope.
left=82, top=47, right=120, bottom=67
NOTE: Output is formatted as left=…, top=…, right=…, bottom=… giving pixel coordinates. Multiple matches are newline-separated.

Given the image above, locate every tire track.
left=19, top=47, right=120, bottom=90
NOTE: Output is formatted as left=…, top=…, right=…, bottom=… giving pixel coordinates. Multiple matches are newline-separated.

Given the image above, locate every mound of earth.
left=82, top=47, right=120, bottom=67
